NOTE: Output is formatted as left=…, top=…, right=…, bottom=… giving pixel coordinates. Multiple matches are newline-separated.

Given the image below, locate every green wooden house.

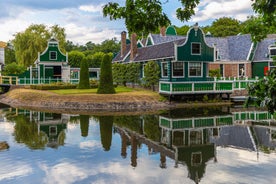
left=113, top=24, right=276, bottom=97
left=17, top=38, right=100, bottom=84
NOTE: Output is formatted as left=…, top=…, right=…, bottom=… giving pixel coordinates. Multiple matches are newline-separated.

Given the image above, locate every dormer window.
left=269, top=45, right=276, bottom=58
left=50, top=51, right=57, bottom=60
left=191, top=43, right=201, bottom=55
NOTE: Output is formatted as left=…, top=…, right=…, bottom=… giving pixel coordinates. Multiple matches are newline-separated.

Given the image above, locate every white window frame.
left=188, top=62, right=202, bottom=77
left=269, top=45, right=276, bottom=58
left=238, top=63, right=245, bottom=77
left=49, top=51, right=57, bottom=60
left=215, top=49, right=220, bottom=60
left=142, top=63, right=146, bottom=78
left=191, top=42, right=201, bottom=55
left=161, top=62, right=168, bottom=78
left=172, top=62, right=184, bottom=78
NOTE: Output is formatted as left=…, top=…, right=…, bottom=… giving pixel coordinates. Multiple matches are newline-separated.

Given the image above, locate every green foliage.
left=86, top=52, right=105, bottom=68
left=143, top=61, right=160, bottom=91
left=112, top=63, right=127, bottom=86
left=99, top=116, right=113, bottom=151
left=176, top=0, right=200, bottom=22
left=126, top=62, right=141, bottom=87
left=246, top=69, right=276, bottom=113
left=13, top=24, right=66, bottom=67
left=103, top=0, right=170, bottom=35
left=13, top=115, right=48, bottom=150
left=80, top=115, right=90, bottom=137
left=208, top=17, right=242, bottom=37
left=174, top=25, right=190, bottom=35
left=4, top=43, right=16, bottom=65
left=68, top=51, right=85, bottom=68
left=89, top=80, right=99, bottom=88
left=241, top=15, right=276, bottom=42
left=209, top=69, right=221, bottom=78
left=30, top=82, right=77, bottom=90
left=78, top=57, right=90, bottom=89
left=97, top=54, right=116, bottom=94
left=203, top=95, right=209, bottom=103
left=3, top=62, right=25, bottom=75
left=143, top=115, right=160, bottom=142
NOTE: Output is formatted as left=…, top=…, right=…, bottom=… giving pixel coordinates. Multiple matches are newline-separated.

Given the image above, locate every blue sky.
left=0, top=0, right=254, bottom=44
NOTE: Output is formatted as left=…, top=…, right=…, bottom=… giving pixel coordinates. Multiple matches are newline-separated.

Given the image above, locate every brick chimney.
left=160, top=26, right=166, bottom=37
left=130, top=33, right=137, bottom=61
left=121, top=31, right=127, bottom=57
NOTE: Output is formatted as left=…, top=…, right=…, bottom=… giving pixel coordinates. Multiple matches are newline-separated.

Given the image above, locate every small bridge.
left=0, top=76, right=18, bottom=93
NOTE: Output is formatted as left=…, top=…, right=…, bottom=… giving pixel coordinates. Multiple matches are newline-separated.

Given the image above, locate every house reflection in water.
left=17, top=109, right=68, bottom=149
left=158, top=108, right=276, bottom=183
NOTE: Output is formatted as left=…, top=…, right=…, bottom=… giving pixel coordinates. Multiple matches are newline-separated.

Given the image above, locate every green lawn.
left=50, top=86, right=134, bottom=95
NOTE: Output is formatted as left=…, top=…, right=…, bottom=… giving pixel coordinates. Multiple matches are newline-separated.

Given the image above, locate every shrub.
left=97, top=54, right=115, bottom=94
left=30, top=82, right=77, bottom=90
left=78, top=57, right=90, bottom=89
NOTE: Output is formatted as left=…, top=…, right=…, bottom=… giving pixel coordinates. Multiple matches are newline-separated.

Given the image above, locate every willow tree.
left=13, top=24, right=66, bottom=67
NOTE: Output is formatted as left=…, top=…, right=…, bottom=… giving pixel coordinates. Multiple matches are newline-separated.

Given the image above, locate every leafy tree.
left=97, top=54, right=116, bottom=94
left=78, top=57, right=90, bottom=89
left=143, top=60, right=160, bottom=91
left=4, top=42, right=16, bottom=65
left=126, top=62, right=141, bottom=87
left=86, top=52, right=105, bottom=68
left=103, top=0, right=170, bottom=36
left=68, top=50, right=85, bottom=68
left=13, top=24, right=66, bottom=67
left=241, top=15, right=276, bottom=42
left=208, top=17, right=241, bottom=37
left=3, top=62, right=25, bottom=75
left=174, top=25, right=190, bottom=36
left=50, top=25, right=67, bottom=53
left=247, top=69, right=276, bottom=114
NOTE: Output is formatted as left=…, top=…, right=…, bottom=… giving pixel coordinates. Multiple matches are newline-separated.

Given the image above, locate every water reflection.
left=0, top=106, right=276, bottom=183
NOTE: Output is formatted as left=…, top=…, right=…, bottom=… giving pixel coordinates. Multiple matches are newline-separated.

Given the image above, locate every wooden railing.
left=159, top=78, right=257, bottom=95
left=0, top=76, right=18, bottom=85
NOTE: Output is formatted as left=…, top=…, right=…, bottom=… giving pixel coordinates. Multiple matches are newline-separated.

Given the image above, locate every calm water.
left=0, top=105, right=276, bottom=184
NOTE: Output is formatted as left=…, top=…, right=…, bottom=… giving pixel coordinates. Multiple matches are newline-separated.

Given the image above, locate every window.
left=191, top=152, right=202, bottom=166
left=216, top=49, right=220, bottom=60
left=239, top=64, right=245, bottom=77
left=220, top=64, right=224, bottom=77
left=189, top=62, right=202, bottom=77
left=49, top=126, right=57, bottom=136
left=191, top=43, right=201, bottom=55
left=172, top=62, right=184, bottom=77
left=162, top=62, right=168, bottom=77
left=269, top=45, right=276, bottom=57
left=50, top=51, right=57, bottom=60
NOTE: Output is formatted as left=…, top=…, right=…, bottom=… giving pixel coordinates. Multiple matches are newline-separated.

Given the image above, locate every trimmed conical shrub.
left=78, top=57, right=90, bottom=89
left=97, top=54, right=115, bottom=94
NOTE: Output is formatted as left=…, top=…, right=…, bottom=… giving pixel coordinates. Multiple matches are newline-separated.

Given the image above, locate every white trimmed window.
left=191, top=43, right=201, bottom=55
left=161, top=62, right=168, bottom=77
left=50, top=51, right=57, bottom=60
left=189, top=62, right=202, bottom=77
left=269, top=45, right=276, bottom=57
left=172, top=62, right=184, bottom=77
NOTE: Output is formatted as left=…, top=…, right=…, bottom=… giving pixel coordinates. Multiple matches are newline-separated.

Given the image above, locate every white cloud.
left=0, top=161, right=33, bottom=180
left=79, top=4, right=104, bottom=13
left=191, top=0, right=253, bottom=22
